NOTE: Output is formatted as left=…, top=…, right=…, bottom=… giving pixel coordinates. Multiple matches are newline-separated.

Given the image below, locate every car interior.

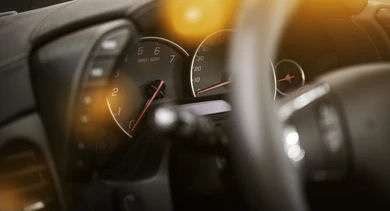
left=1, top=0, right=390, bottom=210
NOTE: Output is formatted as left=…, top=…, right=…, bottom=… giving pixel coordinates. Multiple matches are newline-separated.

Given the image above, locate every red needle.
left=278, top=74, right=296, bottom=83
left=197, top=80, right=231, bottom=94
left=130, top=80, right=165, bottom=133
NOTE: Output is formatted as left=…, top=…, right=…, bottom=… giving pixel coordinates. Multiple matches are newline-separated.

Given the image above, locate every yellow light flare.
left=162, top=0, right=238, bottom=41
left=0, top=184, right=26, bottom=211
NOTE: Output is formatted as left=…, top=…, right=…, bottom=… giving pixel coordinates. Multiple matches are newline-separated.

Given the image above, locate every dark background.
left=0, top=0, right=71, bottom=13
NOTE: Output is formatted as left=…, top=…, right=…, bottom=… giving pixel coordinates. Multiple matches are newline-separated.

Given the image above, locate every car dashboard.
left=0, top=0, right=389, bottom=211
left=105, top=1, right=382, bottom=140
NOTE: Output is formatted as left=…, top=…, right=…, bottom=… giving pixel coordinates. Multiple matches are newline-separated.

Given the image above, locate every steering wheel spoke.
left=278, top=84, right=349, bottom=182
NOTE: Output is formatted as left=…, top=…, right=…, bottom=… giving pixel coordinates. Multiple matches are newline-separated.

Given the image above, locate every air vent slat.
left=0, top=141, right=61, bottom=211
left=0, top=165, right=46, bottom=182
left=1, top=150, right=36, bottom=161
left=9, top=181, right=50, bottom=196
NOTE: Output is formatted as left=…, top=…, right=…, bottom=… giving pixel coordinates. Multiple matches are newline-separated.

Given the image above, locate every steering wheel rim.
left=229, top=0, right=308, bottom=210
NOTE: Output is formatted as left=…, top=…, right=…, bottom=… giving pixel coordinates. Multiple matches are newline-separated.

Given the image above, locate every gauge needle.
left=130, top=80, right=165, bottom=133
left=278, top=74, right=296, bottom=83
left=197, top=80, right=231, bottom=94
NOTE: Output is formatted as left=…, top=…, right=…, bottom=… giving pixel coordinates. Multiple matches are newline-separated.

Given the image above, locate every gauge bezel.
left=190, top=29, right=277, bottom=99
left=106, top=36, right=189, bottom=139
left=275, top=59, right=306, bottom=96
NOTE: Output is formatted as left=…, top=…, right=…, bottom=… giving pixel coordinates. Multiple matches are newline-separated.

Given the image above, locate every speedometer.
left=191, top=29, right=232, bottom=97
left=191, top=29, right=276, bottom=98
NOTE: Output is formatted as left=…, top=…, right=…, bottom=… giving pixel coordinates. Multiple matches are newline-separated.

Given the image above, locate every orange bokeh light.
left=162, top=0, right=238, bottom=41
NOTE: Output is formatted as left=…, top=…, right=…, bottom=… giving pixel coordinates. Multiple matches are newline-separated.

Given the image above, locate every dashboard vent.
left=0, top=141, right=61, bottom=211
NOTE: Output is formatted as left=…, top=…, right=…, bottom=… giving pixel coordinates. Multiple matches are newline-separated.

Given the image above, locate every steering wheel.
left=229, top=0, right=390, bottom=210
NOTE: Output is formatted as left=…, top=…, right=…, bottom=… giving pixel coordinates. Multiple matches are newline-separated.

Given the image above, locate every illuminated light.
left=83, top=95, right=92, bottom=105
left=286, top=129, right=299, bottom=145
left=0, top=184, right=26, bottom=211
left=101, top=40, right=118, bottom=50
left=287, top=145, right=304, bottom=162
left=24, top=201, right=45, bottom=211
left=80, top=115, right=89, bottom=123
left=283, top=126, right=305, bottom=162
left=185, top=7, right=202, bottom=23
left=154, top=107, right=177, bottom=129
left=278, top=84, right=330, bottom=121
left=161, top=0, right=238, bottom=41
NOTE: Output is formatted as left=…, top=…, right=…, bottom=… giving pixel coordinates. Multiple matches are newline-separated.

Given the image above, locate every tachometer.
left=107, top=37, right=188, bottom=138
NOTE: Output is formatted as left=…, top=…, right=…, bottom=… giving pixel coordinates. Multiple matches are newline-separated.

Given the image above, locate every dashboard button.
left=96, top=29, right=130, bottom=56
left=80, top=90, right=97, bottom=106
left=79, top=89, right=109, bottom=121
left=86, top=58, right=116, bottom=84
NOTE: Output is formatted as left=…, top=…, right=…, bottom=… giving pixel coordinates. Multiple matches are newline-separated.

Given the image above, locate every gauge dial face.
left=191, top=29, right=276, bottom=98
left=275, top=59, right=305, bottom=95
left=191, top=30, right=232, bottom=97
left=107, top=37, right=188, bottom=138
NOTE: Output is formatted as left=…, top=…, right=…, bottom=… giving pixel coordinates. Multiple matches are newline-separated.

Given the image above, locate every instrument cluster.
left=106, top=28, right=307, bottom=139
